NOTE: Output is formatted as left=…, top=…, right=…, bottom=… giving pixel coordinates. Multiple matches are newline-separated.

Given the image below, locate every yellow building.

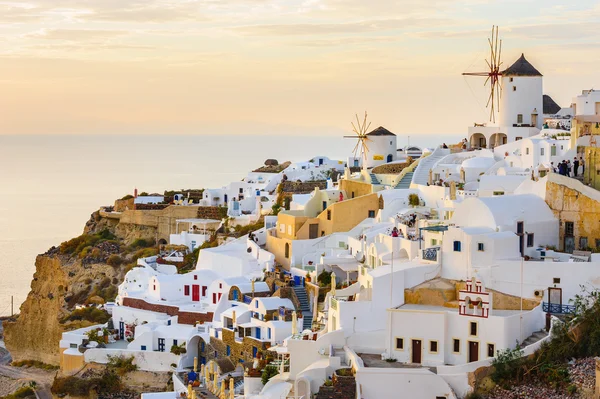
left=583, top=146, right=600, bottom=191
left=545, top=173, right=600, bottom=253
left=266, top=190, right=381, bottom=269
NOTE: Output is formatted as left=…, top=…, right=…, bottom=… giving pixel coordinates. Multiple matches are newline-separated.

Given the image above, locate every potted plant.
left=305, top=272, right=312, bottom=283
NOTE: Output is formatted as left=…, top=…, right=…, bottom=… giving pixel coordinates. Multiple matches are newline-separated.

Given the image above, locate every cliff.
left=3, top=210, right=159, bottom=366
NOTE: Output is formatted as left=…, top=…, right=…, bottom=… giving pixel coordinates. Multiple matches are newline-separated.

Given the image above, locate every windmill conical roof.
left=366, top=126, right=396, bottom=136
left=502, top=54, right=542, bottom=77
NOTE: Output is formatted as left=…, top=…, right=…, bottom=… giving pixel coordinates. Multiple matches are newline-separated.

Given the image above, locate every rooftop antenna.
left=462, top=25, right=503, bottom=123
left=344, top=112, right=371, bottom=167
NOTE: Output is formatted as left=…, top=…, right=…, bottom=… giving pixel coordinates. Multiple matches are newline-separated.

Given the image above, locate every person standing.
left=580, top=156, right=585, bottom=175
left=567, top=160, right=572, bottom=177
left=573, top=157, right=580, bottom=177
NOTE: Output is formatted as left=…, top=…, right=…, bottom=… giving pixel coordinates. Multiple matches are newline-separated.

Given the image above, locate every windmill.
left=344, top=112, right=372, bottom=166
left=463, top=25, right=503, bottom=123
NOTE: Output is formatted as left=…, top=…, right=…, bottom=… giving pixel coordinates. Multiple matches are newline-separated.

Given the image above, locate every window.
left=167, top=320, right=171, bottom=326
left=70, top=343, right=78, bottom=349
left=553, top=277, right=561, bottom=284
left=255, top=301, right=259, bottom=308
left=368, top=210, right=376, bottom=218
left=327, top=210, right=331, bottom=220
left=201, top=342, right=205, bottom=352
left=429, top=341, right=438, bottom=353
left=268, top=328, right=272, bottom=339
left=517, top=114, right=523, bottom=123
left=493, top=191, right=505, bottom=196
left=470, top=322, right=478, bottom=336
left=453, top=241, right=461, bottom=252
left=565, top=221, right=574, bottom=236
left=194, top=275, right=198, bottom=280
left=551, top=146, right=557, bottom=156
left=453, top=339, right=460, bottom=353
left=219, top=283, right=222, bottom=289
left=214, top=351, right=218, bottom=358
left=184, top=285, right=190, bottom=295
left=285, top=243, right=290, bottom=258
left=395, top=338, right=404, bottom=350
left=351, top=191, right=355, bottom=198
left=287, top=225, right=292, bottom=235
left=517, top=222, right=524, bottom=234
left=541, top=148, right=545, bottom=156
left=153, top=284, right=156, bottom=291
left=510, top=77, right=513, bottom=82
left=523, top=232, right=534, bottom=247
left=431, top=239, right=438, bottom=246
left=279, top=223, right=285, bottom=233
left=226, top=345, right=231, bottom=356
left=239, top=188, right=243, bottom=194
left=202, top=286, right=207, bottom=296
left=173, top=339, right=178, bottom=346
left=580, top=237, right=588, bottom=249
left=516, top=137, right=522, bottom=141
left=252, top=347, right=258, bottom=358
left=487, top=344, right=495, bottom=357
left=513, top=86, right=517, bottom=92
left=477, top=243, right=484, bottom=251
left=141, top=345, right=147, bottom=351
left=525, top=147, right=530, bottom=155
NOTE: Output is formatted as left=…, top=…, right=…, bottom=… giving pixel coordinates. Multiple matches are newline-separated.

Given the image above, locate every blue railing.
left=243, top=295, right=252, bottom=304
left=543, top=302, right=576, bottom=315
left=422, top=247, right=439, bottom=262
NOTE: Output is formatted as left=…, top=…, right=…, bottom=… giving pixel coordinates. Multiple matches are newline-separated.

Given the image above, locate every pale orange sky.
left=1, top=0, right=599, bottom=136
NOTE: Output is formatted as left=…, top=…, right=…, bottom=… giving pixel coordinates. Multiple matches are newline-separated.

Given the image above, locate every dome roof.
left=462, top=156, right=495, bottom=169
left=366, top=126, right=396, bottom=136
left=502, top=54, right=542, bottom=77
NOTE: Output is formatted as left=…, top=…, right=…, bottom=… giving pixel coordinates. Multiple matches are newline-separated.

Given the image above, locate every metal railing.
left=543, top=302, right=576, bottom=314
left=422, top=247, right=439, bottom=262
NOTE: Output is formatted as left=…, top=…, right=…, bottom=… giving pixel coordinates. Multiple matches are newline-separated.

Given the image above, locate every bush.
left=107, top=254, right=123, bottom=267
left=60, top=229, right=116, bottom=256
left=490, top=346, right=525, bottom=387
left=408, top=193, right=420, bottom=207
left=52, top=372, right=123, bottom=396
left=261, top=365, right=279, bottom=385
left=129, top=238, right=154, bottom=250
left=3, top=386, right=35, bottom=399
left=317, top=271, right=332, bottom=287
left=60, top=307, right=110, bottom=324
left=121, top=194, right=134, bottom=200
left=170, top=343, right=187, bottom=355
left=107, top=355, right=138, bottom=376
left=11, top=360, right=59, bottom=370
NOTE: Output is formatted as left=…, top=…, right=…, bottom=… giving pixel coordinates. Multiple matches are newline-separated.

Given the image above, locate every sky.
left=1, top=0, right=599, bottom=136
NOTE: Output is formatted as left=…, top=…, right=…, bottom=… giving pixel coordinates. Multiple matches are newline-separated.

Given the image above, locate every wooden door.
left=158, top=338, right=165, bottom=352
left=564, top=236, right=575, bottom=254
left=469, top=341, right=479, bottom=362
left=192, top=285, right=200, bottom=302
left=411, top=340, right=422, bottom=364
left=309, top=224, right=319, bottom=239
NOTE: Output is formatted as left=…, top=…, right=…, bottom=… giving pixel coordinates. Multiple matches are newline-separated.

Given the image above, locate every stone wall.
left=281, top=181, right=327, bottom=193
left=121, top=298, right=213, bottom=325
left=197, top=206, right=228, bottom=220
left=206, top=328, right=271, bottom=365
left=545, top=175, right=600, bottom=252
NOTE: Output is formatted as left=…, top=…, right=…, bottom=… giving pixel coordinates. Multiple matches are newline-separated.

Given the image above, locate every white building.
left=348, top=126, right=398, bottom=169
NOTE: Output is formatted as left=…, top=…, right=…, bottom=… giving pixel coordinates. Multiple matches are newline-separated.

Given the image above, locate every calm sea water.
left=0, top=133, right=459, bottom=316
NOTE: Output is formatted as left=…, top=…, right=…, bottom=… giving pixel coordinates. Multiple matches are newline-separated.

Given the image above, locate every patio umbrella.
left=187, top=384, right=192, bottom=399
left=229, top=377, right=235, bottom=399
left=213, top=368, right=219, bottom=394
left=291, top=311, right=297, bottom=336
left=200, top=364, right=205, bottom=385
left=232, top=310, right=236, bottom=325
left=220, top=379, right=226, bottom=399
left=194, top=356, right=198, bottom=373
left=330, top=273, right=336, bottom=296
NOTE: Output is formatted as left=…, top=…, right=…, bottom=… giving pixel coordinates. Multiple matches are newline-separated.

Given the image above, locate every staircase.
left=521, top=330, right=548, bottom=347
left=412, top=148, right=449, bottom=185
left=234, top=379, right=244, bottom=395
left=395, top=171, right=414, bottom=189
left=293, top=286, right=313, bottom=330
left=369, top=173, right=380, bottom=185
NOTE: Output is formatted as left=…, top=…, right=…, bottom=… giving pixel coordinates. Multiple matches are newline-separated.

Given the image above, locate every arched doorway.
left=470, top=133, right=487, bottom=149
left=489, top=133, right=507, bottom=149
left=158, top=238, right=168, bottom=246
left=296, top=378, right=310, bottom=399
left=387, top=154, right=393, bottom=163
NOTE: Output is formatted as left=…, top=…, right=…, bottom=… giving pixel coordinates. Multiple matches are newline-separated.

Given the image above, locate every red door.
left=213, top=293, right=217, bottom=304
left=192, top=285, right=200, bottom=302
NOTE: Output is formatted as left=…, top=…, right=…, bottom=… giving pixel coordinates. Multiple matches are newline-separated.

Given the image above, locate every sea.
left=0, top=133, right=460, bottom=316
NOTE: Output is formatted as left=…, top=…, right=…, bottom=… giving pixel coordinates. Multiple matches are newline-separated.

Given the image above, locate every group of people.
left=551, top=156, right=585, bottom=177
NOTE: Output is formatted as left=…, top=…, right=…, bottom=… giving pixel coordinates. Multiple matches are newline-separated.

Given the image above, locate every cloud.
left=291, top=35, right=403, bottom=47
left=27, top=29, right=130, bottom=41
left=232, top=17, right=451, bottom=36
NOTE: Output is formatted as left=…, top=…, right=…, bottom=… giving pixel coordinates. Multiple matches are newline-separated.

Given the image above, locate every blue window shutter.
left=141, top=345, right=146, bottom=351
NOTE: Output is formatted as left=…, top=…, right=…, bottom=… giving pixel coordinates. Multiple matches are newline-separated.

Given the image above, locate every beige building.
left=266, top=190, right=381, bottom=269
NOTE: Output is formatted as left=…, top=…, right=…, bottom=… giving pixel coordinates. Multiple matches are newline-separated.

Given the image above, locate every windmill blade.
left=351, top=122, right=360, bottom=135
left=364, top=121, right=372, bottom=135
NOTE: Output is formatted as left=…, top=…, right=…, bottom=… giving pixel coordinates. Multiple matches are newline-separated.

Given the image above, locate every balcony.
left=543, top=302, right=576, bottom=315
left=422, top=247, right=439, bottom=262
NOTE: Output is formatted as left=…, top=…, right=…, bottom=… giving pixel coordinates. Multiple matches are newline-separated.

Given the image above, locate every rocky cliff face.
left=3, top=211, right=159, bottom=366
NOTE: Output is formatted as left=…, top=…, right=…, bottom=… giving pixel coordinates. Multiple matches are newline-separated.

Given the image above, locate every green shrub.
left=3, top=385, right=35, bottom=399
left=60, top=229, right=116, bottom=256
left=121, top=194, right=134, bottom=200
left=490, top=346, right=525, bottom=387
left=129, top=238, right=154, bottom=250
left=11, top=360, right=59, bottom=370
left=170, top=343, right=187, bottom=355
left=107, top=355, right=138, bottom=376
left=261, top=365, right=279, bottom=385
left=51, top=372, right=123, bottom=396
left=408, top=193, right=420, bottom=207
left=60, top=307, right=110, bottom=324
left=107, top=254, right=123, bottom=267
left=317, top=271, right=332, bottom=287
left=323, top=380, right=333, bottom=387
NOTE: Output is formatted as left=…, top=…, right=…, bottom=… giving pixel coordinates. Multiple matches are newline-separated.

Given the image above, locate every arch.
left=158, top=238, right=168, bottom=246
left=386, top=154, right=393, bottom=163
left=295, top=377, right=311, bottom=399
left=398, top=248, right=409, bottom=259
left=489, top=133, right=507, bottom=149
left=470, top=133, right=487, bottom=149
left=284, top=243, right=290, bottom=258
left=182, top=335, right=202, bottom=369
